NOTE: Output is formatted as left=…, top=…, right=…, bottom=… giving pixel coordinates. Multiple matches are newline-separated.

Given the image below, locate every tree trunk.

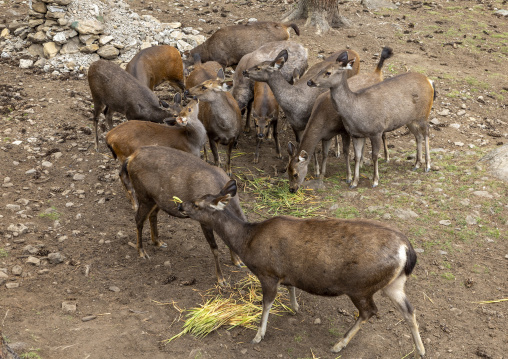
left=283, top=0, right=351, bottom=34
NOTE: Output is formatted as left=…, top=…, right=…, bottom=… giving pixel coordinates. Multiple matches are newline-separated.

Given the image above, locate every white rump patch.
left=298, top=155, right=306, bottom=162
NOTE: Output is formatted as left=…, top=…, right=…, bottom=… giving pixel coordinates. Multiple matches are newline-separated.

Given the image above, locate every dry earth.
left=1, top=0, right=507, bottom=359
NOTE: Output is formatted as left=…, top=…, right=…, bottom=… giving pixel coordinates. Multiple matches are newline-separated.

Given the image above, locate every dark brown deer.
left=184, top=54, right=223, bottom=89
left=287, top=47, right=393, bottom=193
left=119, top=146, right=244, bottom=286
left=87, top=60, right=180, bottom=150
left=182, top=21, right=300, bottom=69
left=308, top=51, right=435, bottom=188
left=105, top=99, right=205, bottom=162
left=231, top=41, right=308, bottom=133
left=125, top=45, right=185, bottom=92
left=178, top=179, right=425, bottom=357
left=243, top=49, right=360, bottom=143
left=184, top=75, right=242, bottom=177
left=252, top=81, right=281, bottom=163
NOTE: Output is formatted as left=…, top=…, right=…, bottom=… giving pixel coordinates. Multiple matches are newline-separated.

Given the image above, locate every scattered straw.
left=172, top=196, right=183, bottom=204
left=473, top=298, right=507, bottom=304
left=164, top=273, right=294, bottom=343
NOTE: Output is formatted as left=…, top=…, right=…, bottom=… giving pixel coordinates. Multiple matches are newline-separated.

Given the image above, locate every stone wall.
left=0, top=0, right=206, bottom=74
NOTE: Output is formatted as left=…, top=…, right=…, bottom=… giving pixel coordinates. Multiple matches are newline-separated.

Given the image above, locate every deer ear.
left=217, top=68, right=225, bottom=80
left=288, top=141, right=296, bottom=156
left=210, top=194, right=231, bottom=211
left=298, top=150, right=308, bottom=162
left=222, top=80, right=233, bottom=91
left=290, top=68, right=300, bottom=84
left=174, top=92, right=182, bottom=105
left=336, top=51, right=349, bottom=66
left=219, top=179, right=237, bottom=197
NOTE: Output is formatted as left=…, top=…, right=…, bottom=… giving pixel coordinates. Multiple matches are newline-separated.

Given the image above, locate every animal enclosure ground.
left=0, top=0, right=507, bottom=358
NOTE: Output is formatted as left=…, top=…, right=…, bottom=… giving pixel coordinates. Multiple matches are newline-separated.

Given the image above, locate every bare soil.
left=1, top=0, right=507, bottom=358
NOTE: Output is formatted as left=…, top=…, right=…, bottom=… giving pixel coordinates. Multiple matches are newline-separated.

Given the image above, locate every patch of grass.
left=238, top=173, right=330, bottom=218
left=0, top=248, right=8, bottom=257
left=441, top=272, right=455, bottom=280
left=334, top=206, right=360, bottom=219
left=464, top=76, right=489, bottom=91
left=20, top=350, right=42, bottom=359
left=38, top=206, right=60, bottom=221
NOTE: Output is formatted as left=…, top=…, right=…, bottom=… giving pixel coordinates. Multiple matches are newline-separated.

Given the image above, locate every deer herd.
left=87, top=20, right=433, bottom=358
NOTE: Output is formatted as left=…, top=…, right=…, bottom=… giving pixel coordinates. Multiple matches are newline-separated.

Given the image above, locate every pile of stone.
left=0, top=0, right=206, bottom=74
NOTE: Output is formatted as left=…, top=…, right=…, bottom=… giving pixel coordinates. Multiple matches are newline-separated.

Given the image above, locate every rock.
left=415, top=248, right=424, bottom=253
left=99, top=35, right=114, bottom=45
left=23, top=245, right=39, bottom=254
left=454, top=142, right=464, bottom=147
left=6, top=282, right=20, bottom=289
left=430, top=118, right=440, bottom=125
left=314, top=318, right=321, bottom=325
left=80, top=43, right=99, bottom=54
left=394, top=208, right=418, bottom=220
left=472, top=191, right=493, bottom=199
left=43, top=42, right=60, bottom=58
left=176, top=39, right=193, bottom=52
left=302, top=179, right=325, bottom=191
left=6, top=204, right=21, bottom=211
left=27, top=43, right=44, bottom=57
left=62, top=301, right=77, bottom=312
left=439, top=220, right=452, bottom=226
left=73, top=173, right=85, bottom=181
left=12, top=265, right=23, bottom=276
left=71, top=19, right=105, bottom=35
left=437, top=109, right=450, bottom=116
left=109, top=285, right=121, bottom=292
left=48, top=252, right=64, bottom=264
left=116, top=231, right=128, bottom=240
left=0, top=28, right=10, bottom=38
left=41, top=161, right=53, bottom=167
left=456, top=110, right=466, bottom=116
left=361, top=0, right=397, bottom=10
left=97, top=45, right=119, bottom=59
left=32, top=1, right=48, bottom=13
left=26, top=256, right=41, bottom=266
left=82, top=315, right=97, bottom=322
left=7, top=223, right=29, bottom=234
left=60, top=40, right=80, bottom=54
left=28, top=30, right=48, bottom=43
left=465, top=215, right=477, bottom=225
left=53, top=32, right=67, bottom=45
left=478, top=144, right=508, bottom=182
left=449, top=123, right=460, bottom=129
left=494, top=9, right=508, bottom=17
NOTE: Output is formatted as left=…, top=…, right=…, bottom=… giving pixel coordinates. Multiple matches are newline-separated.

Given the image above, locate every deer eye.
left=201, top=85, right=207, bottom=90
left=325, top=71, right=331, bottom=77
left=293, top=173, right=299, bottom=179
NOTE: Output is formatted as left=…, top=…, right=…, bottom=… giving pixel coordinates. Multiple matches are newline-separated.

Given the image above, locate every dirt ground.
left=1, top=0, right=507, bottom=358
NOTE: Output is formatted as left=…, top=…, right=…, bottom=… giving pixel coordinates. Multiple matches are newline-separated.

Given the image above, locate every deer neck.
left=208, top=208, right=254, bottom=258
left=329, top=72, right=357, bottom=120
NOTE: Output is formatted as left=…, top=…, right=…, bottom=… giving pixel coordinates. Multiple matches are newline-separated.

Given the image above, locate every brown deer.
left=231, top=41, right=308, bottom=133
left=252, top=81, right=281, bottom=163
left=308, top=50, right=436, bottom=188
left=125, top=45, right=185, bottom=92
left=242, top=49, right=360, bottom=143
left=105, top=99, right=205, bottom=162
left=177, top=179, right=425, bottom=358
left=184, top=74, right=242, bottom=177
left=87, top=60, right=180, bottom=150
left=119, top=146, right=245, bottom=286
left=182, top=21, right=300, bottom=69
left=287, top=47, right=393, bottom=193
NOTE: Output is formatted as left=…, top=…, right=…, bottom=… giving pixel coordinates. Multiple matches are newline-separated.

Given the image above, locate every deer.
left=242, top=49, right=360, bottom=143
left=307, top=50, right=436, bottom=188
left=231, top=40, right=308, bottom=133
left=119, top=146, right=245, bottom=286
left=125, top=45, right=185, bottom=93
left=87, top=59, right=180, bottom=150
left=184, top=72, right=242, bottom=177
left=105, top=98, right=205, bottom=163
left=184, top=54, right=223, bottom=89
left=287, top=47, right=394, bottom=193
left=252, top=81, right=281, bottom=163
left=177, top=179, right=426, bottom=358
left=182, top=21, right=300, bottom=69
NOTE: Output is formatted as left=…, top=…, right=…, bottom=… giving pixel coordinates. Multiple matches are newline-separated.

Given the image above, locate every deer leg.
left=351, top=137, right=365, bottom=189
left=92, top=103, right=105, bottom=151
left=383, top=275, right=426, bottom=358
left=334, top=135, right=340, bottom=157
left=319, top=138, right=333, bottom=181
left=209, top=137, right=221, bottom=167
left=252, top=276, right=279, bottom=344
left=313, top=150, right=320, bottom=177
left=407, top=123, right=424, bottom=171
left=225, top=140, right=234, bottom=177
left=424, top=124, right=431, bottom=172
left=288, top=286, right=299, bottom=313
left=135, top=201, right=157, bottom=259
left=148, top=206, right=166, bottom=249
left=382, top=132, right=390, bottom=162
left=370, top=135, right=382, bottom=188
left=254, top=136, right=262, bottom=164
left=244, top=100, right=253, bottom=133
left=331, top=295, right=378, bottom=353
left=273, top=118, right=281, bottom=159
left=200, top=224, right=226, bottom=287
left=342, top=133, right=352, bottom=183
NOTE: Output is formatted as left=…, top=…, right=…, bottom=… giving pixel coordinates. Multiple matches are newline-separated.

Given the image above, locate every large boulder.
left=479, top=144, right=508, bottom=182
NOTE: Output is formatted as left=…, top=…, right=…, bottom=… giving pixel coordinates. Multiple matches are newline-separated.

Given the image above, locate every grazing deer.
left=119, top=146, right=245, bottom=285
left=178, top=179, right=425, bottom=357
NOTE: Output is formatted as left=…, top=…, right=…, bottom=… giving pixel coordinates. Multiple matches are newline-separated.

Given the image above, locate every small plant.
left=0, top=248, right=8, bottom=257
left=20, top=349, right=42, bottom=359
left=38, top=206, right=60, bottom=221
left=441, top=272, right=455, bottom=280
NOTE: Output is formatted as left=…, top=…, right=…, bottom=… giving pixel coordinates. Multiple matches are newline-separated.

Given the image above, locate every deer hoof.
left=157, top=241, right=167, bottom=248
